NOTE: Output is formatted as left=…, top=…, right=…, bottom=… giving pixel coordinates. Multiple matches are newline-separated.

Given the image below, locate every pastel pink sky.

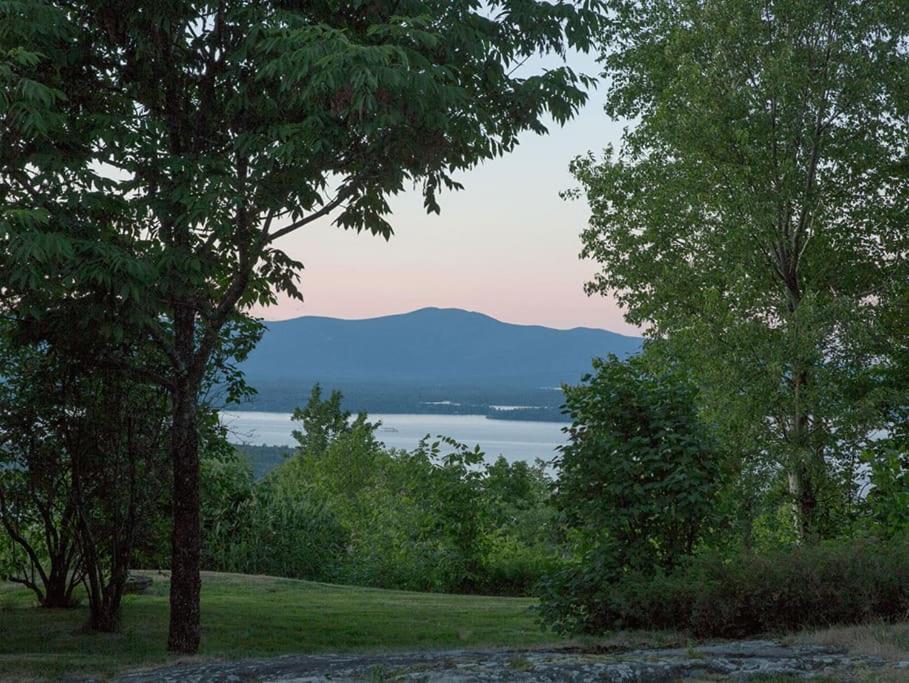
left=253, top=54, right=638, bottom=336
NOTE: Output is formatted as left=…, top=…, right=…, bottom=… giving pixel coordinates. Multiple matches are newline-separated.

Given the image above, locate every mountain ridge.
left=234, top=307, right=641, bottom=414
left=240, top=307, right=642, bottom=385
left=269, top=306, right=630, bottom=335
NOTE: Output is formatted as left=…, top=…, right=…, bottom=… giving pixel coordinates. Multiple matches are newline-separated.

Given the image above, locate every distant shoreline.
left=224, top=407, right=570, bottom=424
left=223, top=412, right=567, bottom=472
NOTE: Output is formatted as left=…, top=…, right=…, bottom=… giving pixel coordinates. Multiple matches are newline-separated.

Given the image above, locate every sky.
left=252, top=52, right=638, bottom=336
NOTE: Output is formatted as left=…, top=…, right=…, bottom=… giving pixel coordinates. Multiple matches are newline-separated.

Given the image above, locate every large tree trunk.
left=41, top=558, right=78, bottom=609
left=167, top=379, right=202, bottom=653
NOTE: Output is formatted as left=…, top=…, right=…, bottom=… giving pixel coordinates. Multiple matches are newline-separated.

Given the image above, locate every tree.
left=0, top=315, right=173, bottom=630
left=0, top=340, right=83, bottom=609
left=539, top=354, right=725, bottom=633
left=556, top=355, right=723, bottom=570
left=66, top=363, right=172, bottom=632
left=573, top=0, right=908, bottom=540
left=291, top=384, right=377, bottom=458
left=2, top=0, right=605, bottom=652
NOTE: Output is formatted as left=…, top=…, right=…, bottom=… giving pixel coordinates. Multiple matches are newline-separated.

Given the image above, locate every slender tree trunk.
left=779, top=245, right=819, bottom=542
left=787, top=365, right=818, bottom=541
left=788, top=365, right=806, bottom=539
left=787, top=467, right=807, bottom=539
left=168, top=377, right=202, bottom=653
left=787, top=461, right=819, bottom=541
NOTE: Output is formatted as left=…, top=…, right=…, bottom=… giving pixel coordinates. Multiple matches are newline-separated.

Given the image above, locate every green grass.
left=14, top=572, right=904, bottom=682
left=0, top=571, right=560, bottom=681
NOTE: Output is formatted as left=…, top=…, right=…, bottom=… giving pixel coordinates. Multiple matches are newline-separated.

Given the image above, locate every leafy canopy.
left=2, top=0, right=607, bottom=339
left=3, top=0, right=608, bottom=651
left=571, top=0, right=909, bottom=537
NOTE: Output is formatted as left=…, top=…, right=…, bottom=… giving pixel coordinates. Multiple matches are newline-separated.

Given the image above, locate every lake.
left=219, top=411, right=567, bottom=464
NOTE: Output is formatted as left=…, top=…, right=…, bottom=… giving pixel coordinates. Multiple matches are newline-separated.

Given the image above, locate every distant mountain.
left=236, top=308, right=642, bottom=415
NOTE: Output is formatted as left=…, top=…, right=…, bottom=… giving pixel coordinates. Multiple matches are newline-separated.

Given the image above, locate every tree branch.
left=144, top=318, right=184, bottom=374
left=266, top=193, right=348, bottom=243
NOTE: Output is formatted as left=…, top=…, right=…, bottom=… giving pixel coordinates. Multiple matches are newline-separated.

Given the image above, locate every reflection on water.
left=219, top=411, right=566, bottom=464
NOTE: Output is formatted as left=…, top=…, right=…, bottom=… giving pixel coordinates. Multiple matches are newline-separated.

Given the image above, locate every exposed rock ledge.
left=111, top=640, right=909, bottom=682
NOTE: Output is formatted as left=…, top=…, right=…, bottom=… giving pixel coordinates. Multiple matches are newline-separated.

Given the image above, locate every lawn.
left=8, top=572, right=907, bottom=682
left=0, top=571, right=560, bottom=680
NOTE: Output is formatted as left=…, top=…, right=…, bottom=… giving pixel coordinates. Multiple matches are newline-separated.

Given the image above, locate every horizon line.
left=258, top=305, right=642, bottom=338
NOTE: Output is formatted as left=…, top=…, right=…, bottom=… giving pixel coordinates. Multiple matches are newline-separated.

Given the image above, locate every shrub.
left=539, top=537, right=909, bottom=637
left=333, top=438, right=488, bottom=593
left=200, top=447, right=347, bottom=581
left=862, top=428, right=909, bottom=538
left=477, top=531, right=557, bottom=596
left=222, top=386, right=558, bottom=595
left=555, top=355, right=726, bottom=573
left=240, top=483, right=348, bottom=581
left=539, top=355, right=728, bottom=631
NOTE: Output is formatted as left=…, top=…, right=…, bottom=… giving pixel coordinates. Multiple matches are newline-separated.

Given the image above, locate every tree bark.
left=86, top=564, right=131, bottom=633
left=167, top=376, right=202, bottom=653
left=787, top=467, right=807, bottom=540
left=41, top=559, right=78, bottom=609
left=787, top=363, right=819, bottom=541
left=89, top=599, right=121, bottom=632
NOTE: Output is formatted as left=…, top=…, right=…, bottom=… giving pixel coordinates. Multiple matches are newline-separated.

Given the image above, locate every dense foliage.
left=1, top=0, right=907, bottom=656
left=539, top=0, right=909, bottom=637
left=0, top=324, right=172, bottom=630
left=571, top=0, right=909, bottom=541
left=201, top=387, right=557, bottom=596
left=547, top=537, right=909, bottom=638
left=538, top=355, right=726, bottom=631
left=539, top=354, right=909, bottom=637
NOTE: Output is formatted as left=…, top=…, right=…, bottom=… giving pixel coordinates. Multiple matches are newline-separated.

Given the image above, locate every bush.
left=862, top=428, right=909, bottom=538
left=539, top=354, right=728, bottom=631
left=539, top=537, right=909, bottom=637
left=239, top=483, right=348, bottom=581
left=203, top=387, right=558, bottom=595
left=330, top=438, right=488, bottom=593
left=477, top=531, right=557, bottom=596
left=555, top=355, right=726, bottom=573
left=200, top=447, right=347, bottom=581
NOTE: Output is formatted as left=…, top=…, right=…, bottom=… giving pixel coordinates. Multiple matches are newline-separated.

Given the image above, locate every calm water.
left=219, top=411, right=566, bottom=464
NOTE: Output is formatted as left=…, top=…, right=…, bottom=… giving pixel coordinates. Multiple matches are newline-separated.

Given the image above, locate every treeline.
left=236, top=380, right=568, bottom=421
